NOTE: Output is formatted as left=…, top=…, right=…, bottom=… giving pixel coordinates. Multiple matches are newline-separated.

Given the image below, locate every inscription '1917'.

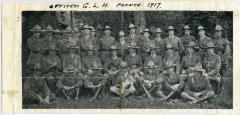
left=147, top=3, right=161, bottom=9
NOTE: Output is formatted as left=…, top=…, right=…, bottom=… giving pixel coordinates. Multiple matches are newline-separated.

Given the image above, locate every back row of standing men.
left=24, top=23, right=231, bottom=104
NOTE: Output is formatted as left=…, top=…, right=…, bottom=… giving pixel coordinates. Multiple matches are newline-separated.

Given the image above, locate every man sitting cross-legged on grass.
left=157, top=60, right=185, bottom=101
left=138, top=61, right=164, bottom=99
left=110, top=61, right=136, bottom=97
left=82, top=48, right=108, bottom=102
left=23, top=63, right=51, bottom=104
left=56, top=68, right=84, bottom=100
left=181, top=63, right=215, bottom=104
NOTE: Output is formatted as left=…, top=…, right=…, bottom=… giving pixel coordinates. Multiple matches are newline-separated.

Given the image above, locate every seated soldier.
left=110, top=61, right=136, bottom=97
left=139, top=61, right=164, bottom=99
left=56, top=69, right=84, bottom=100
left=181, top=63, right=215, bottom=104
left=82, top=47, right=108, bottom=101
left=125, top=45, right=143, bottom=69
left=144, top=45, right=163, bottom=73
left=160, top=60, right=185, bottom=100
left=104, top=45, right=122, bottom=90
left=62, top=46, right=81, bottom=70
left=181, top=41, right=201, bottom=76
left=203, top=42, right=222, bottom=95
left=163, top=44, right=181, bottom=74
left=41, top=45, right=62, bottom=93
left=23, top=63, right=51, bottom=104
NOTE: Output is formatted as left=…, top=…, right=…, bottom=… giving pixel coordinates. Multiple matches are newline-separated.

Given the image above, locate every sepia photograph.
left=21, top=11, right=233, bottom=109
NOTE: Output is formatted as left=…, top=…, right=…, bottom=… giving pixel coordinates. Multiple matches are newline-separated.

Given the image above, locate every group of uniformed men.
left=23, top=22, right=231, bottom=105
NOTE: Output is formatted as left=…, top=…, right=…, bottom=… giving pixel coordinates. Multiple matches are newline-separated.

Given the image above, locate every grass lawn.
left=23, top=75, right=232, bottom=109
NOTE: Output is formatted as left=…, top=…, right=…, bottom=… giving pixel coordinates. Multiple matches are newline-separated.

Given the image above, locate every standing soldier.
left=125, top=46, right=143, bottom=69
left=212, top=25, right=231, bottom=75
left=27, top=25, right=46, bottom=68
left=139, top=28, right=155, bottom=62
left=163, top=44, right=181, bottom=74
left=43, top=25, right=58, bottom=49
left=99, top=25, right=115, bottom=64
left=90, top=26, right=100, bottom=51
left=181, top=63, right=215, bottom=104
left=23, top=63, right=51, bottom=104
left=115, top=31, right=129, bottom=60
left=154, top=27, right=166, bottom=57
left=181, top=25, right=196, bottom=47
left=62, top=46, right=81, bottom=70
left=104, top=45, right=122, bottom=90
left=203, top=42, right=222, bottom=95
left=197, top=25, right=212, bottom=58
left=78, top=25, right=97, bottom=57
left=82, top=47, right=108, bottom=101
left=58, top=27, right=72, bottom=57
left=165, top=26, right=184, bottom=57
left=181, top=41, right=202, bottom=74
left=126, top=23, right=142, bottom=47
left=41, top=45, right=62, bottom=93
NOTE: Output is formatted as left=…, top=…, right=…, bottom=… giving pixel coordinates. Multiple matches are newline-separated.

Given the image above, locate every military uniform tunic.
left=163, top=53, right=181, bottom=74
left=212, top=37, right=230, bottom=68
left=78, top=35, right=98, bottom=56
left=165, top=36, right=184, bottom=54
left=181, top=53, right=202, bottom=71
left=162, top=72, right=183, bottom=91
left=99, top=35, right=115, bottom=63
left=154, top=37, right=166, bottom=56
left=125, top=54, right=143, bottom=68
left=23, top=75, right=50, bottom=103
left=184, top=74, right=212, bottom=96
left=139, top=37, right=155, bottom=61
left=203, top=53, right=221, bottom=81
left=62, top=54, right=81, bottom=70
left=115, top=41, right=129, bottom=59
left=181, top=35, right=196, bottom=47
left=82, top=55, right=107, bottom=86
left=144, top=54, right=163, bottom=72
left=27, top=36, right=46, bottom=66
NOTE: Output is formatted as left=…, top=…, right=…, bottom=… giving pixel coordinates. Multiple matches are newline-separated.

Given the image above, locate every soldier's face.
left=130, top=28, right=135, bottom=34
left=198, top=30, right=205, bottom=37
left=167, top=67, right=174, bottom=73
left=34, top=32, right=41, bottom=37
left=148, top=69, right=154, bottom=74
left=168, top=30, right=174, bottom=36
left=120, top=37, right=125, bottom=41
left=143, top=32, right=150, bottom=37
left=112, top=51, right=117, bottom=56
left=207, top=48, right=214, bottom=54
left=194, top=71, right=202, bottom=76
left=167, top=49, right=173, bottom=54
left=130, top=49, right=136, bottom=54
left=91, top=31, right=95, bottom=36
left=215, top=31, right=222, bottom=37
left=150, top=50, right=156, bottom=55
left=156, top=33, right=161, bottom=37
left=185, top=29, right=190, bottom=35
left=70, top=49, right=76, bottom=54
left=105, top=30, right=111, bottom=35
left=49, top=51, right=57, bottom=55
left=87, top=51, right=94, bottom=55
left=187, top=47, right=194, bottom=54
left=46, top=32, right=53, bottom=36
left=84, top=29, right=90, bottom=34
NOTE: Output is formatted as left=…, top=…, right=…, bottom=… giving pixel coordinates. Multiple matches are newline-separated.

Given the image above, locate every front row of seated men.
left=23, top=56, right=215, bottom=105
